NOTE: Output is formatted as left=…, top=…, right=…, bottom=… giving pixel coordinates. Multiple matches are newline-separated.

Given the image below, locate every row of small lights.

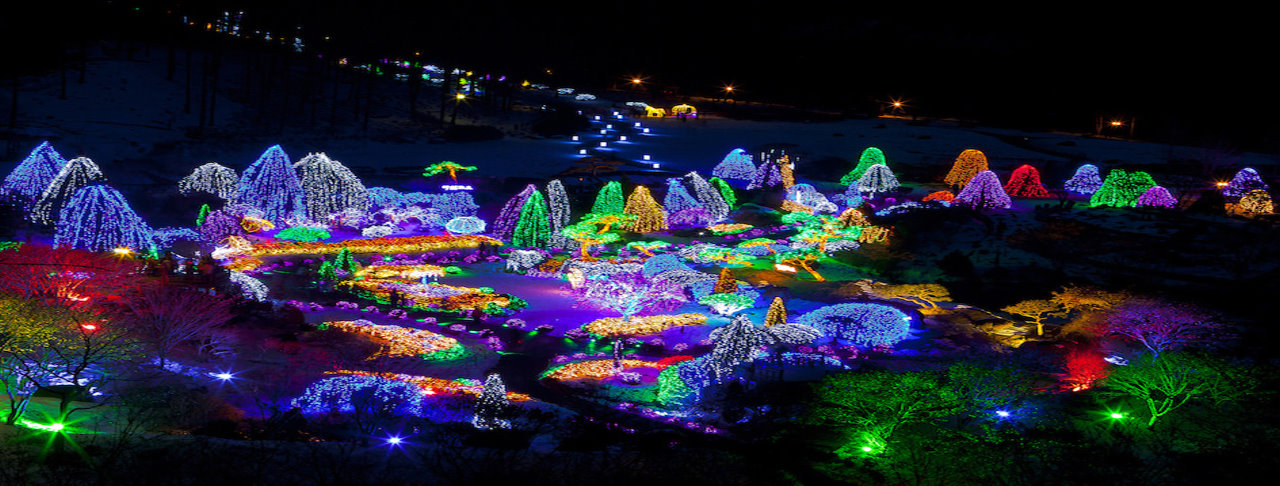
left=571, top=110, right=661, bottom=170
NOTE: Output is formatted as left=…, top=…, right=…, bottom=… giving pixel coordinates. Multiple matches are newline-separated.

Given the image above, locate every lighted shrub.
left=797, top=303, right=910, bottom=347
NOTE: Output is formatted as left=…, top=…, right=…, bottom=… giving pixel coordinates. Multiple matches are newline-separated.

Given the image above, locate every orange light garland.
left=544, top=359, right=661, bottom=381
left=583, top=313, right=708, bottom=337
left=323, top=320, right=458, bottom=357
left=240, top=216, right=275, bottom=233
left=337, top=279, right=514, bottom=311
left=221, top=234, right=500, bottom=272
left=353, top=264, right=446, bottom=280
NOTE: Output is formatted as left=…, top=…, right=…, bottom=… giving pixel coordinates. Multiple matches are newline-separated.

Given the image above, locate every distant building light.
left=642, top=154, right=651, bottom=161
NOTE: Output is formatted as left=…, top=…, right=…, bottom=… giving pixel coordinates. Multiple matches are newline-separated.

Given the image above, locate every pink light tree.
left=954, top=170, right=1012, bottom=210
left=1101, top=298, right=1225, bottom=357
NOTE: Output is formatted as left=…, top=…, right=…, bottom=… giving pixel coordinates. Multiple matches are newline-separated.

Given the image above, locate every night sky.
left=4, top=2, right=1275, bottom=150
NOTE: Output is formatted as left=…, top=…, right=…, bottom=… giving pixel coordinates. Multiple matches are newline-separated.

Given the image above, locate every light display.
left=295, top=152, right=369, bottom=222
left=748, top=154, right=796, bottom=190
left=366, top=186, right=404, bottom=210
left=422, top=160, right=477, bottom=183
left=669, top=207, right=714, bottom=228
left=627, top=240, right=671, bottom=257
left=797, top=303, right=910, bottom=347
left=773, top=248, right=825, bottom=281
left=1223, top=168, right=1269, bottom=198
left=232, top=145, right=307, bottom=225
left=512, top=189, right=551, bottom=248
left=322, top=320, right=460, bottom=358
left=178, top=162, right=239, bottom=199
left=708, top=176, right=737, bottom=207
left=229, top=270, right=269, bottom=301
left=546, top=179, right=572, bottom=247
left=1, top=141, right=67, bottom=212
left=506, top=249, right=545, bottom=272
left=712, top=148, right=756, bottom=181
left=705, top=314, right=822, bottom=379
left=576, top=271, right=687, bottom=322
left=712, top=267, right=737, bottom=294
left=642, top=253, right=692, bottom=278
left=493, top=184, right=536, bottom=241
left=681, top=172, right=729, bottom=221
left=54, top=184, right=153, bottom=252
left=239, top=216, right=274, bottom=233
left=292, top=375, right=426, bottom=418
left=561, top=222, right=621, bottom=260
left=840, top=147, right=887, bottom=186
left=835, top=207, right=870, bottom=227
left=1004, top=164, right=1052, bottom=198
left=657, top=361, right=698, bottom=406
left=582, top=313, right=707, bottom=337
left=699, top=293, right=754, bottom=315
left=1238, top=189, right=1274, bottom=214
left=428, top=191, right=480, bottom=221
left=1090, top=169, right=1157, bottom=208
left=591, top=180, right=625, bottom=215
left=787, top=184, right=838, bottom=214
left=1064, top=164, right=1103, bottom=194
left=543, top=359, right=657, bottom=381
left=944, top=149, right=989, bottom=188
left=1134, top=186, right=1178, bottom=209
left=623, top=185, right=668, bottom=232
left=921, top=190, right=955, bottom=203
left=764, top=297, right=787, bottom=327
left=472, top=373, right=511, bottom=430
left=444, top=216, right=487, bottom=234
left=708, top=223, right=752, bottom=235
left=663, top=178, right=704, bottom=215
left=855, top=164, right=900, bottom=198
left=32, top=156, right=107, bottom=225
left=361, top=225, right=397, bottom=238
left=954, top=171, right=1012, bottom=210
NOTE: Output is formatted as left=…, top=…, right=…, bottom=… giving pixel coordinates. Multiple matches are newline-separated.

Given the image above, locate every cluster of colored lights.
left=543, top=359, right=663, bottom=381
left=353, top=264, right=446, bottom=280
left=331, top=370, right=531, bottom=400
left=582, top=313, right=707, bottom=337
left=218, top=234, right=500, bottom=271
left=322, top=320, right=460, bottom=357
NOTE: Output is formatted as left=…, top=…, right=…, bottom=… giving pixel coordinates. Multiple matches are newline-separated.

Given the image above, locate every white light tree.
left=856, top=164, right=900, bottom=198
left=472, top=373, right=511, bottom=430
left=178, top=162, right=239, bottom=199
left=294, top=152, right=369, bottom=222
left=32, top=156, right=107, bottom=225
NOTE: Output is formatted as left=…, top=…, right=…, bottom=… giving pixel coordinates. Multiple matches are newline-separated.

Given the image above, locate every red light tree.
left=0, top=244, right=137, bottom=308
left=1058, top=345, right=1110, bottom=392
left=1003, top=164, right=1052, bottom=198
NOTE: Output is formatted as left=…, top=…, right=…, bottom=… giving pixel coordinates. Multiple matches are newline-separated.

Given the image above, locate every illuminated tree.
left=113, top=285, right=235, bottom=368
left=1050, top=285, right=1129, bottom=315
left=788, top=184, right=837, bottom=214
left=855, top=164, right=899, bottom=198
left=493, top=184, right=536, bottom=241
left=195, top=204, right=211, bottom=228
left=1101, top=352, right=1250, bottom=427
left=712, top=148, right=755, bottom=181
left=291, top=375, right=427, bottom=434
left=708, top=176, right=737, bottom=207
left=333, top=247, right=359, bottom=274
left=706, top=314, right=821, bottom=378
left=422, top=160, right=477, bottom=183
left=0, top=297, right=67, bottom=424
left=54, top=184, right=153, bottom=253
left=1, top=141, right=67, bottom=212
left=774, top=248, right=826, bottom=281
left=869, top=283, right=951, bottom=311
left=797, top=303, right=911, bottom=347
left=512, top=189, right=552, bottom=248
left=663, top=178, right=704, bottom=215
left=1090, top=169, right=1157, bottom=208
left=591, top=180, right=625, bottom=215
left=1238, top=189, right=1274, bottom=215
left=233, top=145, right=307, bottom=225
left=473, top=373, right=511, bottom=430
left=1135, top=186, right=1178, bottom=209
left=562, top=223, right=621, bottom=261
left=712, top=267, right=737, bottom=294
left=944, top=149, right=989, bottom=188
left=32, top=156, right=107, bottom=225
left=840, top=147, right=887, bottom=186
left=1001, top=299, right=1062, bottom=336
left=763, top=297, right=787, bottom=327
left=1223, top=167, right=1268, bottom=198
left=295, top=153, right=369, bottom=222
left=177, top=162, right=238, bottom=200
left=575, top=271, right=687, bottom=324
left=683, top=171, right=730, bottom=220
left=805, top=370, right=960, bottom=457
left=954, top=171, right=1011, bottom=210
left=623, top=185, right=667, bottom=232
left=1003, top=164, right=1052, bottom=198
left=366, top=187, right=404, bottom=210
left=1059, top=345, right=1109, bottom=392
left=699, top=293, right=755, bottom=316
left=922, top=190, right=955, bottom=203
left=0, top=244, right=137, bottom=307
left=1101, top=298, right=1223, bottom=357
left=582, top=212, right=637, bottom=234
left=1064, top=163, right=1103, bottom=194
left=546, top=179, right=572, bottom=247
left=747, top=154, right=795, bottom=190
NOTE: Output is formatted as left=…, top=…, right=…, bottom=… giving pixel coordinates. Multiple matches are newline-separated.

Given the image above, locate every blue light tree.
left=54, top=184, right=153, bottom=252
left=712, top=148, right=755, bottom=181
left=1, top=141, right=67, bottom=212
left=233, top=145, right=307, bottom=225
left=1064, top=164, right=1103, bottom=194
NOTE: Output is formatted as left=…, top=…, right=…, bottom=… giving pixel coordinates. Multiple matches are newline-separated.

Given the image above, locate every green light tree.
left=774, top=248, right=826, bottom=281
left=1090, top=169, right=1158, bottom=207
left=561, top=222, right=622, bottom=261
left=840, top=147, right=888, bottom=186
left=591, top=180, right=625, bottom=215
left=1100, top=353, right=1252, bottom=427
left=805, top=370, right=961, bottom=457
left=708, top=176, right=737, bottom=207
left=512, top=189, right=551, bottom=248
left=422, top=161, right=477, bottom=183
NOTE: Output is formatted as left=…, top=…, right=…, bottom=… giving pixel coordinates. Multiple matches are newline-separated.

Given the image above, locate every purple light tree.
left=493, top=184, right=536, bottom=241
left=233, top=145, right=307, bottom=225
left=1135, top=186, right=1178, bottom=209
left=1, top=141, right=67, bottom=212
left=1064, top=164, right=1103, bottom=194
left=954, top=170, right=1012, bottom=210
left=1101, top=298, right=1224, bottom=357
left=1223, top=168, right=1269, bottom=198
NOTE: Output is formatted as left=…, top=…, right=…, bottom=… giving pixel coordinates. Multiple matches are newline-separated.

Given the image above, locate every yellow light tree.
left=763, top=297, right=787, bottom=327
left=869, top=283, right=951, bottom=311
left=623, top=185, right=667, bottom=232
left=944, top=149, right=990, bottom=188
left=1001, top=299, right=1063, bottom=336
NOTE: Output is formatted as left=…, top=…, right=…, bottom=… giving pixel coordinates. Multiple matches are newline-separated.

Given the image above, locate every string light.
left=855, top=164, right=899, bottom=198
left=32, top=156, right=107, bottom=225
left=54, top=184, right=153, bottom=252
left=1064, top=164, right=1103, bottom=194
left=1135, top=186, right=1178, bottom=209
left=295, top=153, right=369, bottom=222
left=954, top=170, right=1012, bottom=210
left=707, top=176, right=737, bottom=207
left=546, top=179, right=572, bottom=247
left=944, top=149, right=989, bottom=188
left=712, top=148, right=755, bottom=181
left=623, top=185, right=667, bottom=232
left=663, top=179, right=704, bottom=215
left=512, top=188, right=552, bottom=248
left=1223, top=168, right=1269, bottom=198
left=796, top=302, right=910, bottom=347
left=1238, top=189, right=1274, bottom=215
left=1, top=141, right=67, bottom=212
left=1004, top=164, right=1052, bottom=198
left=233, top=145, right=307, bottom=225
left=473, top=373, right=511, bottom=430
left=582, top=314, right=707, bottom=337
left=591, top=181, right=625, bottom=215
left=178, top=162, right=239, bottom=199
left=322, top=320, right=460, bottom=358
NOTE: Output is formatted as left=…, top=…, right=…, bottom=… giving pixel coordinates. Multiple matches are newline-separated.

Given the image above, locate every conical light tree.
left=1239, top=189, right=1274, bottom=214
left=512, top=188, right=551, bottom=248
left=663, top=178, right=704, bottom=215
left=1135, top=186, right=1178, bottom=209
left=591, top=180, right=625, bottom=215
left=472, top=373, right=511, bottom=430
left=712, top=148, right=755, bottom=181
left=708, top=176, right=737, bottom=207
left=493, top=184, right=536, bottom=240
left=748, top=154, right=796, bottom=190
left=1090, top=169, right=1157, bottom=208
left=840, top=147, right=887, bottom=186
left=546, top=179, right=572, bottom=248
left=944, top=149, right=989, bottom=188
left=706, top=314, right=821, bottom=379
left=623, top=185, right=667, bottom=232
left=233, top=145, right=307, bottom=225
left=954, top=170, right=1012, bottom=210
left=178, top=162, right=239, bottom=199
left=683, top=171, right=730, bottom=221
left=1, top=141, right=67, bottom=212
left=32, top=156, right=107, bottom=225
left=1004, top=164, right=1052, bottom=198
left=1224, top=168, right=1269, bottom=198
left=856, top=164, right=899, bottom=198
left=55, top=184, right=153, bottom=252
left=763, top=297, right=788, bottom=327
left=1064, top=164, right=1103, bottom=194
left=295, top=153, right=369, bottom=222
